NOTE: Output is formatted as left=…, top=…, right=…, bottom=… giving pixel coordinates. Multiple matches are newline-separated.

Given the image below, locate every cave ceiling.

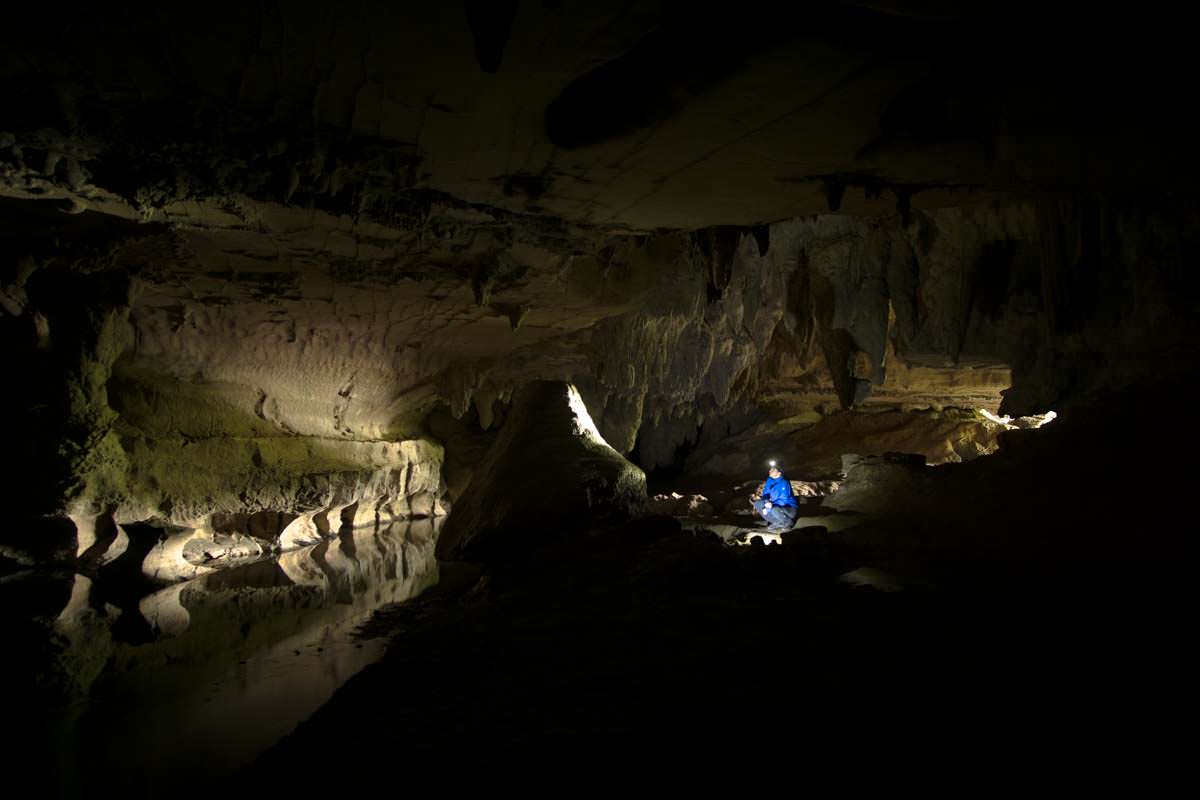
left=3, top=3, right=1195, bottom=227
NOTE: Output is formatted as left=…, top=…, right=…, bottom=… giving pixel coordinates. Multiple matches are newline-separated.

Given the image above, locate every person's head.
left=767, top=461, right=781, bottom=479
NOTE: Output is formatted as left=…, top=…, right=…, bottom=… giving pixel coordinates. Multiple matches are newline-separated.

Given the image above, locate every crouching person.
left=753, top=461, right=799, bottom=531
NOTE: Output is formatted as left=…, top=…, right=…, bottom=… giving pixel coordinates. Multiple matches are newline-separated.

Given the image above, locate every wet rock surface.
left=7, top=518, right=440, bottom=798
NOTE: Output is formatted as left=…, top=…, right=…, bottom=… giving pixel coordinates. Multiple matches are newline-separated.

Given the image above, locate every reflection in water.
left=20, top=518, right=440, bottom=799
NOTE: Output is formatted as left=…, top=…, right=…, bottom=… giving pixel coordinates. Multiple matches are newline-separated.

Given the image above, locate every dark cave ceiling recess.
left=3, top=2, right=1197, bottom=228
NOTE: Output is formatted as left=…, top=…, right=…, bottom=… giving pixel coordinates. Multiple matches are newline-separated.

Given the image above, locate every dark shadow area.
left=211, top=375, right=1194, bottom=784
left=545, top=2, right=964, bottom=149
left=465, top=0, right=519, bottom=74
left=224, top=519, right=1187, bottom=785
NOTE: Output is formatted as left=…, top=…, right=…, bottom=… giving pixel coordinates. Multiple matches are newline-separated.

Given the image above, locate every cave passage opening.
left=637, top=400, right=1063, bottom=548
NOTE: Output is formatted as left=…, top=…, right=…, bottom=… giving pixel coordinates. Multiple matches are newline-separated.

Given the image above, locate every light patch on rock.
left=437, top=381, right=647, bottom=560
left=142, top=528, right=217, bottom=583
left=278, top=514, right=323, bottom=550
left=138, top=583, right=192, bottom=638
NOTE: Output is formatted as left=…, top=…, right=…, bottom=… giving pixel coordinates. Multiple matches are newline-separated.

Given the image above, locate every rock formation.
left=4, top=3, right=1199, bottom=791
left=4, top=6, right=1197, bottom=557
left=436, top=381, right=646, bottom=560
left=12, top=190, right=1190, bottom=570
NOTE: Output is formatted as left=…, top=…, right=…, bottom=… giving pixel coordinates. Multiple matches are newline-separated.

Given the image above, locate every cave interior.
left=2, top=2, right=1197, bottom=793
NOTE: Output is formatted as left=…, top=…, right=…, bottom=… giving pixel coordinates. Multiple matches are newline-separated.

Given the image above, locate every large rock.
left=436, top=382, right=646, bottom=560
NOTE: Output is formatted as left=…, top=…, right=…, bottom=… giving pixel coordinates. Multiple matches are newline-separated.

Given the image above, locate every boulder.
left=436, top=382, right=646, bottom=560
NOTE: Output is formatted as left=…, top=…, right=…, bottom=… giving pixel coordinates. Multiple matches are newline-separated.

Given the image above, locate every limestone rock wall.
left=4, top=188, right=1196, bottom=569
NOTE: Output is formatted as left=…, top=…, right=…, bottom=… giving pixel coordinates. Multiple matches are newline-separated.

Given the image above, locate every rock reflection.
left=39, top=518, right=441, bottom=798
left=128, top=516, right=439, bottom=641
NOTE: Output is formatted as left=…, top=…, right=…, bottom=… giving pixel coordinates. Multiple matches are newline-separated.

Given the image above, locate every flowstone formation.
left=436, top=381, right=646, bottom=560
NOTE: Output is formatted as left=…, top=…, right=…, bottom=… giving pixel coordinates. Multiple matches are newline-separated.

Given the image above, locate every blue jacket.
left=762, top=475, right=797, bottom=508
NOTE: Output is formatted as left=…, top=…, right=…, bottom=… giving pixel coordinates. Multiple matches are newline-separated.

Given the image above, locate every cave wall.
left=6, top=188, right=1195, bottom=562
left=3, top=3, right=1199, bottom=565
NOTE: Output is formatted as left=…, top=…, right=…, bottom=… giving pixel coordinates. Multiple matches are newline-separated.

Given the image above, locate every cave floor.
left=226, top=514, right=1184, bottom=787
left=676, top=501, right=871, bottom=546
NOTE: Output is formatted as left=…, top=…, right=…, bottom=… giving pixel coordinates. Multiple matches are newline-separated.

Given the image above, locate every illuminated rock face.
left=1, top=198, right=1046, bottom=560
left=2, top=4, right=1198, bottom=566
left=436, top=382, right=647, bottom=560
left=686, top=407, right=1008, bottom=480
left=4, top=194, right=1195, bottom=565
